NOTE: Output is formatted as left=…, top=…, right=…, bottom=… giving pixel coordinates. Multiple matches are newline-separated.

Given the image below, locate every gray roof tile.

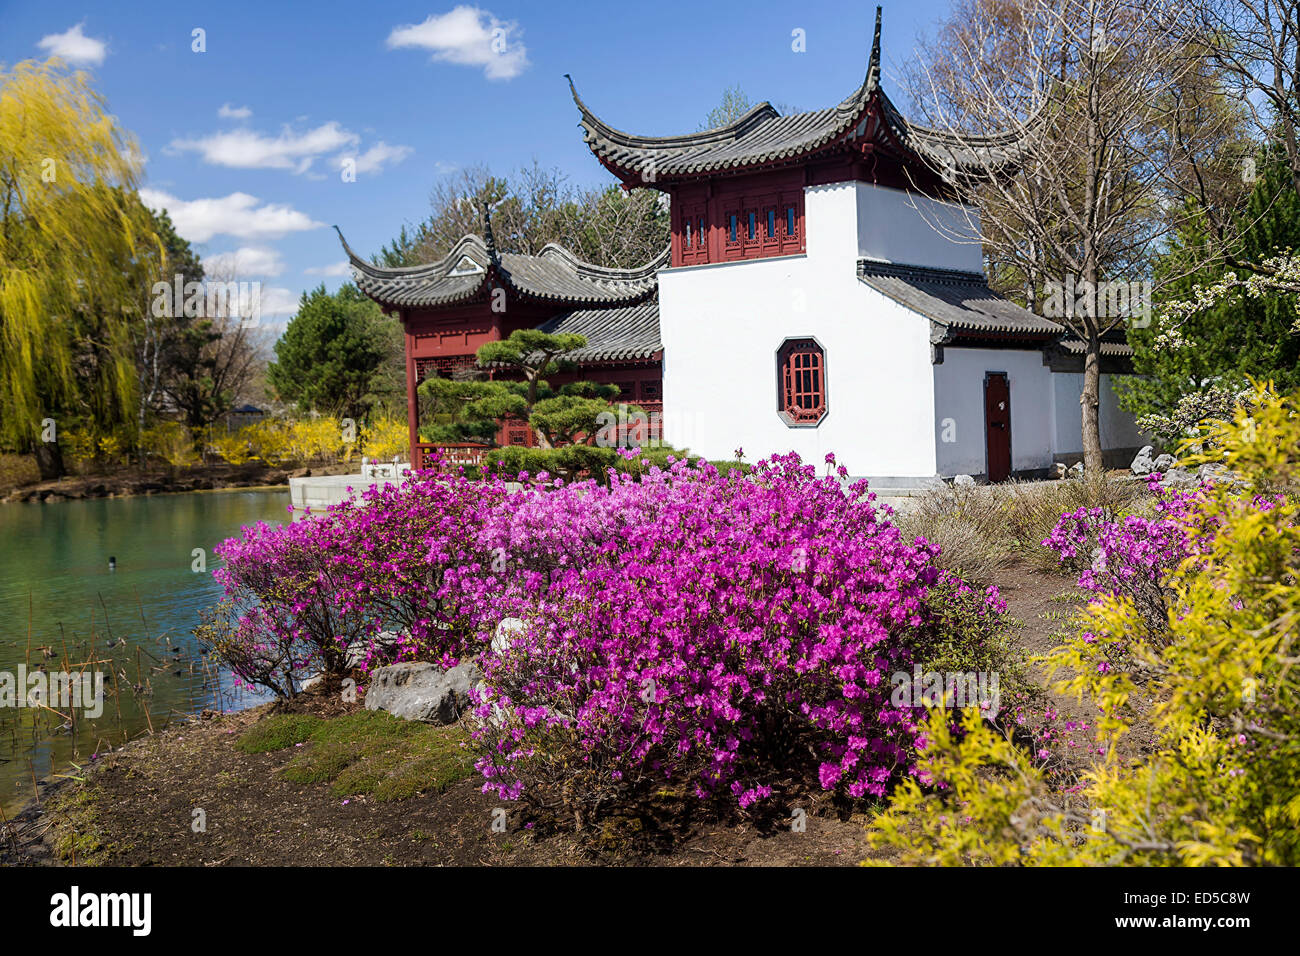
left=537, top=301, right=662, bottom=363
left=568, top=11, right=1029, bottom=181
left=857, top=259, right=1063, bottom=336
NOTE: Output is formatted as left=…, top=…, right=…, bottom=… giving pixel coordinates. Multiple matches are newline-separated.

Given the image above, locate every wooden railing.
left=414, top=442, right=491, bottom=471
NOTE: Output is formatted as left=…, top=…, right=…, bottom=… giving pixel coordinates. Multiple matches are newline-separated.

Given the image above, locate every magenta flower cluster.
left=444, top=453, right=945, bottom=808
left=213, top=470, right=505, bottom=692
left=1042, top=475, right=1207, bottom=602
left=214, top=451, right=1007, bottom=810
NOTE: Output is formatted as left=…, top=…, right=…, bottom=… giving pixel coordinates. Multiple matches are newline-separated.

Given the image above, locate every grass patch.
left=900, top=475, right=1150, bottom=578
left=235, top=713, right=323, bottom=753
left=238, top=710, right=474, bottom=801
left=47, top=786, right=115, bottom=865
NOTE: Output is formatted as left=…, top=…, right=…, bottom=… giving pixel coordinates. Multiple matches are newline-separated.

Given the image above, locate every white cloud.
left=37, top=22, right=108, bottom=66
left=217, top=103, right=252, bottom=120
left=304, top=261, right=352, bottom=277
left=204, top=246, right=285, bottom=278
left=336, top=141, right=413, bottom=176
left=387, top=6, right=529, bottom=81
left=140, top=189, right=324, bottom=243
left=257, top=287, right=303, bottom=319
left=169, top=121, right=359, bottom=174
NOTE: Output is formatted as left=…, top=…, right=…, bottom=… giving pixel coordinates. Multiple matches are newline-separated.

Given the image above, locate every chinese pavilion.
left=339, top=221, right=667, bottom=469
left=345, top=6, right=1142, bottom=483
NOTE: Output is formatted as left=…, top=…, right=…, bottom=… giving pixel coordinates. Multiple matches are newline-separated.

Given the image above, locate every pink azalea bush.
left=446, top=452, right=944, bottom=816
left=211, top=449, right=1023, bottom=826
left=1041, top=474, right=1208, bottom=638
left=211, top=469, right=503, bottom=694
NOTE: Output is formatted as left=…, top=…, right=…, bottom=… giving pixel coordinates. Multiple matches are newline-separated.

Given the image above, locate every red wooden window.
left=415, top=355, right=475, bottom=383
left=678, top=203, right=709, bottom=265
left=777, top=338, right=827, bottom=426
left=670, top=187, right=804, bottom=266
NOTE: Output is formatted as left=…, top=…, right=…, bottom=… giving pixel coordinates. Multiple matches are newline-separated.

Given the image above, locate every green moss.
left=48, top=786, right=113, bottom=865
left=249, top=710, right=473, bottom=801
left=235, top=713, right=324, bottom=753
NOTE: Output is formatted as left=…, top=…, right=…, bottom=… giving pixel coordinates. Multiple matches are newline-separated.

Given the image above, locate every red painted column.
left=404, top=322, right=419, bottom=469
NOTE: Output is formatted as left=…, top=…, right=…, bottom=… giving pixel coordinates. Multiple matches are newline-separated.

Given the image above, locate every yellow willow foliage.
left=0, top=59, right=162, bottom=446
left=869, top=383, right=1300, bottom=866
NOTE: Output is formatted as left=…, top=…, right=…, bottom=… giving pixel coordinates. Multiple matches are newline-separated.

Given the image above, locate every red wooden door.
left=984, top=372, right=1012, bottom=482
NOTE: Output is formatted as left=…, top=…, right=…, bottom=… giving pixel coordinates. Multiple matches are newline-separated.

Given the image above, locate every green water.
left=0, top=488, right=290, bottom=815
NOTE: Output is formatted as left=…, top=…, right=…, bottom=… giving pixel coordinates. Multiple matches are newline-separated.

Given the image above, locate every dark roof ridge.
left=337, top=228, right=667, bottom=283
left=857, top=258, right=988, bottom=285
left=566, top=73, right=783, bottom=150
left=510, top=241, right=671, bottom=281
left=336, top=230, right=488, bottom=279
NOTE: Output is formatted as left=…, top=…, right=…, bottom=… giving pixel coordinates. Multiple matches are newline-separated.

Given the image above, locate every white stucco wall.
left=1051, top=373, right=1146, bottom=458
left=932, top=348, right=1055, bottom=477
left=855, top=184, right=984, bottom=273
left=657, top=182, right=939, bottom=477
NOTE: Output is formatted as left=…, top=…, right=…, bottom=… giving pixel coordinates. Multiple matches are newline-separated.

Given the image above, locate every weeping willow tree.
left=0, top=59, right=165, bottom=478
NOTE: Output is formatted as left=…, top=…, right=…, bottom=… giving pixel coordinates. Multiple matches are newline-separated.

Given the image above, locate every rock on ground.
left=365, top=661, right=482, bottom=724
left=1130, top=445, right=1155, bottom=475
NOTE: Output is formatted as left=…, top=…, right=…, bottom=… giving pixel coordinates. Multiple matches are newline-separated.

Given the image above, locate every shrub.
left=899, top=484, right=1014, bottom=585
left=1002, top=475, right=1147, bottom=572
left=1042, top=474, right=1209, bottom=642
left=870, top=383, right=1300, bottom=866
left=479, top=443, right=699, bottom=486
left=360, top=415, right=408, bottom=460
left=450, top=452, right=944, bottom=825
left=913, top=575, right=1022, bottom=686
left=141, top=421, right=198, bottom=467
left=209, top=471, right=503, bottom=693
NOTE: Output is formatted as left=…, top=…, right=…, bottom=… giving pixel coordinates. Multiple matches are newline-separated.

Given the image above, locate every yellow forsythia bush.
left=869, top=382, right=1300, bottom=866
left=211, top=415, right=396, bottom=465
left=360, top=416, right=408, bottom=460
left=141, top=422, right=198, bottom=467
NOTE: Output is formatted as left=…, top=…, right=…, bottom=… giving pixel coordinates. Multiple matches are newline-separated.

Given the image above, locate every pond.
left=0, top=488, right=289, bottom=816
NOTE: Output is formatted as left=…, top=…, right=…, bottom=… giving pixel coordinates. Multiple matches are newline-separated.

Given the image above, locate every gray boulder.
left=1152, top=453, right=1177, bottom=473
left=1130, top=445, right=1155, bottom=475
left=1161, top=467, right=1198, bottom=489
left=365, top=661, right=483, bottom=724
left=953, top=474, right=976, bottom=487
left=1067, top=461, right=1084, bottom=479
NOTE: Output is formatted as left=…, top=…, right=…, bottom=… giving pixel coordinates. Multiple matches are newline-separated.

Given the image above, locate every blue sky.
left=0, top=0, right=951, bottom=324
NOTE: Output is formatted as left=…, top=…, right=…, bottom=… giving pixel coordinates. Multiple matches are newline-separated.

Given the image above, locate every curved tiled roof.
left=857, top=259, right=1064, bottom=336
left=337, top=228, right=666, bottom=310
left=569, top=8, right=1028, bottom=182
left=537, top=301, right=662, bottom=362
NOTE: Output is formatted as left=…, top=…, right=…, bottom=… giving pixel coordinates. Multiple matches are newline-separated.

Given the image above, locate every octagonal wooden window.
left=777, top=337, right=827, bottom=426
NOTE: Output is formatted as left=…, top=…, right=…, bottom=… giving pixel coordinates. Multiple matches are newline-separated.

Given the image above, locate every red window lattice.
left=778, top=339, right=826, bottom=425
left=416, top=355, right=474, bottom=382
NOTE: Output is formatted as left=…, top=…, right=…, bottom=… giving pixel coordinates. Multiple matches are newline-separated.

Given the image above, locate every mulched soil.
left=0, top=693, right=890, bottom=866
left=1, top=560, right=1153, bottom=868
